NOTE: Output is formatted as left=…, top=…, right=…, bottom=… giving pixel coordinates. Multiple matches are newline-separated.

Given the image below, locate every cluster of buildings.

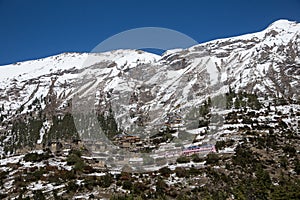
left=182, top=144, right=216, bottom=156
left=112, top=134, right=142, bottom=149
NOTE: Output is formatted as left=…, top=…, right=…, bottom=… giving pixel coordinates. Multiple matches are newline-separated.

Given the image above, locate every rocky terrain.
left=0, top=19, right=299, bottom=199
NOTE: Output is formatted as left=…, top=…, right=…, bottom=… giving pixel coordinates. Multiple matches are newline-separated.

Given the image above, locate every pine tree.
left=97, top=108, right=120, bottom=140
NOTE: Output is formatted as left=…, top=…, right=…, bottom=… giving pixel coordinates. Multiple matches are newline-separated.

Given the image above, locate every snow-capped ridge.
left=267, top=19, right=298, bottom=30
left=190, top=19, right=299, bottom=51
left=0, top=19, right=299, bottom=135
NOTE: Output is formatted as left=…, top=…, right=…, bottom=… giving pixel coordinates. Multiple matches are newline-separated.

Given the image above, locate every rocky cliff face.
left=0, top=19, right=299, bottom=156
left=0, top=20, right=300, bottom=200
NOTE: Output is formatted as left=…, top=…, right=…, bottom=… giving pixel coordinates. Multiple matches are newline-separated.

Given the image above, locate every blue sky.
left=1, top=0, right=300, bottom=65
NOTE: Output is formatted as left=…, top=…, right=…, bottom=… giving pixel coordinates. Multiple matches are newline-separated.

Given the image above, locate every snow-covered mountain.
left=0, top=19, right=299, bottom=156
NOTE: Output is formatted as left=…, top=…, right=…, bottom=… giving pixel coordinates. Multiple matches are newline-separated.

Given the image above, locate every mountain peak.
left=267, top=19, right=298, bottom=30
